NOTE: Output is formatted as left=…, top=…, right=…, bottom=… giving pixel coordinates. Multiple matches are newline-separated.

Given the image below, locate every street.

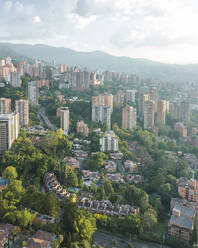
left=93, top=232, right=170, bottom=248
left=38, top=107, right=56, bottom=130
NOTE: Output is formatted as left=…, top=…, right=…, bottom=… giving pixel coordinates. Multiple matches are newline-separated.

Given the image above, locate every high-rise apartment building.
left=170, top=103, right=180, bottom=120
left=60, top=107, right=69, bottom=134
left=180, top=101, right=191, bottom=126
left=100, top=131, right=118, bottom=152
left=92, top=105, right=111, bottom=130
left=10, top=72, right=22, bottom=87
left=144, top=100, right=155, bottom=130
left=174, top=122, right=187, bottom=137
left=138, top=93, right=149, bottom=121
left=0, top=112, right=19, bottom=154
left=122, top=106, right=136, bottom=130
left=15, top=100, right=29, bottom=126
left=0, top=98, right=11, bottom=114
left=149, top=87, right=159, bottom=112
left=125, top=90, right=136, bottom=103
left=157, top=100, right=167, bottom=125
left=92, top=94, right=113, bottom=112
left=76, top=121, right=89, bottom=136
left=28, top=81, right=39, bottom=105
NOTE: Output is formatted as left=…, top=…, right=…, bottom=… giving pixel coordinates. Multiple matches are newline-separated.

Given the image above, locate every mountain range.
left=0, top=42, right=198, bottom=82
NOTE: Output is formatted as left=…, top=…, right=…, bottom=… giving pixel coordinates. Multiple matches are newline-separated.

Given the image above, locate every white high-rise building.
left=92, top=105, right=111, bottom=129
left=15, top=99, right=29, bottom=126
left=0, top=112, right=19, bottom=154
left=60, top=107, right=69, bottom=134
left=28, top=81, right=39, bottom=105
left=144, top=100, right=155, bottom=130
left=125, top=90, right=136, bottom=103
left=100, top=131, right=118, bottom=152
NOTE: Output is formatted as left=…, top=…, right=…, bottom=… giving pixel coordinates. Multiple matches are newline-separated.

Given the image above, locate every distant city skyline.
left=1, top=0, right=198, bottom=64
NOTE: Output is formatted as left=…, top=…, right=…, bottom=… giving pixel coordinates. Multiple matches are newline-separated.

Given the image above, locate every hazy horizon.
left=1, top=0, right=198, bottom=64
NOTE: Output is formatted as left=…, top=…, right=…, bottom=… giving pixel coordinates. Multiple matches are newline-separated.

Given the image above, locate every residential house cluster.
left=123, top=160, right=137, bottom=172
left=78, top=197, right=139, bottom=217
left=105, top=173, right=125, bottom=184
left=44, top=173, right=139, bottom=217
left=44, top=173, right=71, bottom=202
left=104, top=160, right=117, bottom=173
left=62, top=156, right=79, bottom=170
left=126, top=174, right=144, bottom=184
left=0, top=223, right=19, bottom=248
left=82, top=170, right=100, bottom=183
left=25, top=230, right=57, bottom=248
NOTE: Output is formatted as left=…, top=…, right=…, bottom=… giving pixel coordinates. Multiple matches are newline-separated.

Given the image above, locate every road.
left=38, top=107, right=56, bottom=130
left=93, top=232, right=170, bottom=248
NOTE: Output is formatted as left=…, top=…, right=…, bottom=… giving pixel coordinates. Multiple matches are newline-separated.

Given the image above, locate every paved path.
left=93, top=231, right=170, bottom=248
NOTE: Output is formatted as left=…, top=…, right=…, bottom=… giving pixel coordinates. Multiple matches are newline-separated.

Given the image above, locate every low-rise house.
left=105, top=173, right=125, bottom=184
left=62, top=156, right=79, bottom=170
left=104, top=160, right=117, bottom=173
left=25, top=230, right=57, bottom=248
left=168, top=205, right=196, bottom=241
left=82, top=170, right=100, bottom=182
left=123, top=160, right=137, bottom=172
left=73, top=150, right=88, bottom=160
left=77, top=197, right=139, bottom=217
left=44, top=173, right=71, bottom=201
left=0, top=223, right=20, bottom=248
left=110, top=152, right=123, bottom=161
left=126, top=174, right=144, bottom=184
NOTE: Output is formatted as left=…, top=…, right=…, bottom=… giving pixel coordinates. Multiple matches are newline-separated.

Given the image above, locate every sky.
left=1, top=0, right=198, bottom=64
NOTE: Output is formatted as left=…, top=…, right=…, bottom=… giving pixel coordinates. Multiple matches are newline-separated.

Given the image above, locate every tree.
left=103, top=179, right=114, bottom=196
left=74, top=212, right=96, bottom=241
left=141, top=209, right=157, bottom=231
left=15, top=209, right=37, bottom=230
left=61, top=201, right=96, bottom=245
left=90, top=182, right=97, bottom=194
left=2, top=166, right=17, bottom=181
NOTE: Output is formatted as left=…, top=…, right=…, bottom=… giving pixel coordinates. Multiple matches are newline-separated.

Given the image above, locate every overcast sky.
left=1, top=0, right=198, bottom=64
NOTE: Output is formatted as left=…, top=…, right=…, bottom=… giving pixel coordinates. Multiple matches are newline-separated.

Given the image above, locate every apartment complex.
left=178, top=178, right=198, bottom=202
left=157, top=100, right=167, bottom=125
left=76, top=120, right=89, bottom=136
left=168, top=205, right=195, bottom=241
left=171, top=102, right=191, bottom=125
left=27, top=81, right=39, bottom=105
left=0, top=113, right=19, bottom=154
left=60, top=107, right=69, bottom=134
left=125, top=90, right=136, bottom=103
left=174, top=122, right=187, bottom=137
left=138, top=92, right=149, bottom=121
left=0, top=98, right=11, bottom=114
left=92, top=94, right=113, bottom=112
left=15, top=99, right=29, bottom=126
left=144, top=100, right=155, bottom=130
left=122, top=105, right=136, bottom=130
left=100, top=131, right=118, bottom=152
left=92, top=105, right=111, bottom=130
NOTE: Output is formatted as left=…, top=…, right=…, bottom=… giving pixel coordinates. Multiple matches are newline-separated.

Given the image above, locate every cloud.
left=1, top=0, right=198, bottom=63
left=33, top=16, right=41, bottom=24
